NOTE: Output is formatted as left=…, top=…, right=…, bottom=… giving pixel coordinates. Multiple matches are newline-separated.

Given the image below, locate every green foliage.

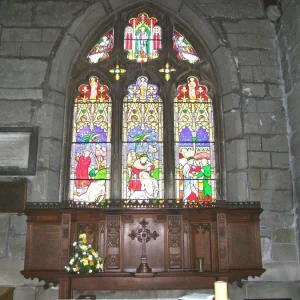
left=65, top=233, right=104, bottom=275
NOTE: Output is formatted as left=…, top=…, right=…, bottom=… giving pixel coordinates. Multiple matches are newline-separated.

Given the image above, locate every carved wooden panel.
left=193, top=224, right=211, bottom=271
left=28, top=224, right=60, bottom=270
left=98, top=221, right=105, bottom=258
left=183, top=219, right=192, bottom=269
left=123, top=216, right=165, bottom=272
left=106, top=215, right=120, bottom=270
left=168, top=216, right=182, bottom=269
left=210, top=222, right=218, bottom=271
left=60, top=214, right=71, bottom=270
left=77, top=223, right=98, bottom=248
left=227, top=222, right=260, bottom=269
left=22, top=204, right=264, bottom=292
left=217, top=213, right=228, bottom=271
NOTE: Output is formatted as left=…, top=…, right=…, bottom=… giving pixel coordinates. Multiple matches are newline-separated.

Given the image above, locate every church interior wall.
left=0, top=0, right=299, bottom=299
left=277, top=0, right=300, bottom=268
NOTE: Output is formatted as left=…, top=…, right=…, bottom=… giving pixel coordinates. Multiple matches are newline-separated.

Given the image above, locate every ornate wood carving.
left=77, top=223, right=98, bottom=248
left=25, top=200, right=261, bottom=210
left=22, top=204, right=264, bottom=291
left=60, top=214, right=71, bottom=270
left=106, top=215, right=120, bottom=269
left=98, top=221, right=106, bottom=258
left=217, top=213, right=228, bottom=271
left=168, top=216, right=182, bottom=269
left=191, top=223, right=210, bottom=234
left=183, top=219, right=192, bottom=269
left=128, top=219, right=160, bottom=273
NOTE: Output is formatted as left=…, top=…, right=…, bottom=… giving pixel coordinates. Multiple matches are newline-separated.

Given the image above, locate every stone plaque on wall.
left=0, top=127, right=38, bottom=175
left=0, top=180, right=27, bottom=212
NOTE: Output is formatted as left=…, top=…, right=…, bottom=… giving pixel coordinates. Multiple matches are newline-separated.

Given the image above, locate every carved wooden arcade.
left=21, top=201, right=264, bottom=299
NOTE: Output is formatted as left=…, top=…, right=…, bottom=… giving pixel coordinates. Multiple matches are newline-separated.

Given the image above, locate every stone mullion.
left=163, top=84, right=175, bottom=201
left=110, top=82, right=123, bottom=202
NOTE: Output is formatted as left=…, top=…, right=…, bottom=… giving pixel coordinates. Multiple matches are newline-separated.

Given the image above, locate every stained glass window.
left=122, top=76, right=163, bottom=204
left=124, top=13, right=162, bottom=63
left=69, top=76, right=111, bottom=204
left=174, top=76, right=215, bottom=203
left=69, top=11, right=218, bottom=206
left=88, top=29, right=114, bottom=63
left=173, top=30, right=199, bottom=64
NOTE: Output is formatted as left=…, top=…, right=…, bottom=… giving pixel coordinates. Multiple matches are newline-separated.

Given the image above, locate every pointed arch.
left=47, top=0, right=240, bottom=203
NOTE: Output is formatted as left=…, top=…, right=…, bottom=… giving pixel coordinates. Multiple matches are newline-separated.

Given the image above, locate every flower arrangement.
left=65, top=233, right=104, bottom=275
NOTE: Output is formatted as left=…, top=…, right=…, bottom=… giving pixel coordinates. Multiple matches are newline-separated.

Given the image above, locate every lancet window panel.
left=174, top=76, right=215, bottom=204
left=122, top=76, right=164, bottom=204
left=69, top=76, right=112, bottom=204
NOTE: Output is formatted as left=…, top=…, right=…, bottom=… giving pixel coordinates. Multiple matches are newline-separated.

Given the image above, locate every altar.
left=21, top=201, right=264, bottom=299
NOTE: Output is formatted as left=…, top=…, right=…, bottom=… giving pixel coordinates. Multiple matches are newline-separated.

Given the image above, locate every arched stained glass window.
left=122, top=76, right=163, bottom=204
left=68, top=8, right=220, bottom=207
left=174, top=76, right=215, bottom=203
left=69, top=76, right=111, bottom=204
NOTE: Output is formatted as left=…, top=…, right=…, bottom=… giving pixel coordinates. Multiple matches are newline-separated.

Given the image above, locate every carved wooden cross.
left=128, top=218, right=159, bottom=273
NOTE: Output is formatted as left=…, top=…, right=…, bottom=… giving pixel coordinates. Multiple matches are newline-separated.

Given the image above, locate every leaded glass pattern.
left=122, top=76, right=163, bottom=203
left=174, top=76, right=215, bottom=203
left=124, top=13, right=162, bottom=63
left=88, top=29, right=114, bottom=63
left=69, top=76, right=111, bottom=204
left=173, top=30, right=199, bottom=64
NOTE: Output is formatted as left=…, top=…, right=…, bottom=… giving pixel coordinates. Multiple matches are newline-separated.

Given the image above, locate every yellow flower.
left=80, top=245, right=87, bottom=251
left=89, top=261, right=94, bottom=266
left=82, top=259, right=89, bottom=266
left=82, top=237, right=87, bottom=243
left=79, top=233, right=87, bottom=239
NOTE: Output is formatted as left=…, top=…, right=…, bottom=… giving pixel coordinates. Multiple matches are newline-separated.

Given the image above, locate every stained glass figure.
left=122, top=76, right=163, bottom=204
left=88, top=29, right=114, bottom=63
left=69, top=76, right=111, bottom=204
left=159, top=63, right=176, bottom=81
left=173, top=30, right=199, bottom=64
left=174, top=76, right=215, bottom=204
left=124, top=13, right=162, bottom=63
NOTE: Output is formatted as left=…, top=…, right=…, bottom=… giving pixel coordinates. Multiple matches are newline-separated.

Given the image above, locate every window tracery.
left=68, top=8, right=218, bottom=207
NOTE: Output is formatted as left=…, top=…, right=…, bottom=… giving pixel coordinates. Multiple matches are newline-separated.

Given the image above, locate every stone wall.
left=0, top=0, right=299, bottom=299
left=277, top=0, right=300, bottom=267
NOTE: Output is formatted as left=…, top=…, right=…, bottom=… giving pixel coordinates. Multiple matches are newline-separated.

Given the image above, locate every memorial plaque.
left=0, top=127, right=38, bottom=175
left=0, top=180, right=26, bottom=212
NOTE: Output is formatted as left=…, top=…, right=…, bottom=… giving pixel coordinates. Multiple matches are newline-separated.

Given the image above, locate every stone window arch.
left=51, top=2, right=231, bottom=205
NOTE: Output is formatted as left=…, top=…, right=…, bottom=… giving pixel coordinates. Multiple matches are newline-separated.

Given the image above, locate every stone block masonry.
left=277, top=0, right=300, bottom=280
